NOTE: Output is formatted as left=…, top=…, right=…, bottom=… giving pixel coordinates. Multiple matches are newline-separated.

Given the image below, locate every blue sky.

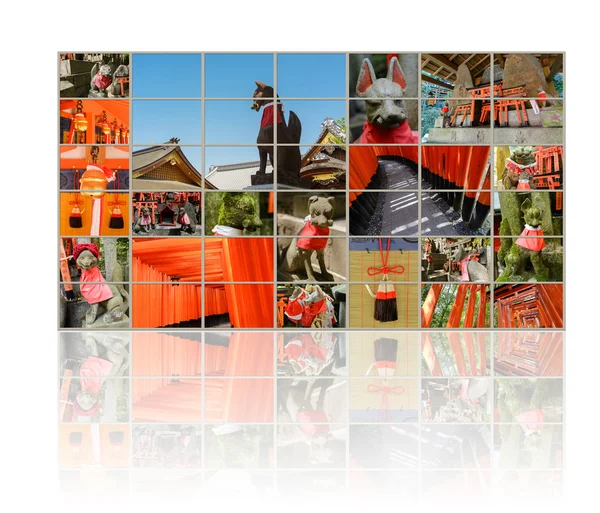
left=133, top=101, right=201, bottom=144
left=205, top=54, right=274, bottom=97
left=205, top=100, right=345, bottom=145
left=132, top=53, right=346, bottom=99
left=133, top=54, right=202, bottom=98
left=277, top=54, right=346, bottom=98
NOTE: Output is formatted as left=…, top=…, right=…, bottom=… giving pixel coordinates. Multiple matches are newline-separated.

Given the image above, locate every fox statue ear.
left=356, top=59, right=377, bottom=96
left=387, top=57, right=407, bottom=92
left=255, top=81, right=267, bottom=90
left=521, top=197, right=532, bottom=213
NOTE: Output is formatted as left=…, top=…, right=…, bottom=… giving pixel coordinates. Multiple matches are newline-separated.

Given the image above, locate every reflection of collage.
left=59, top=330, right=564, bottom=493
left=58, top=52, right=564, bottom=496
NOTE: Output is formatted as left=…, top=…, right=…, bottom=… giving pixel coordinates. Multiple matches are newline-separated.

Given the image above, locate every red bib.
left=297, top=219, right=329, bottom=250
left=80, top=267, right=114, bottom=305
left=358, top=120, right=418, bottom=144
left=516, top=226, right=545, bottom=251
left=260, top=103, right=284, bottom=128
left=92, top=72, right=112, bottom=90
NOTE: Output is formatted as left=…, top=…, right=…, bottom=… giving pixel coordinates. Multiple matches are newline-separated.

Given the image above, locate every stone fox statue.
left=212, top=192, right=263, bottom=236
left=450, top=245, right=489, bottom=283
left=251, top=81, right=302, bottom=176
left=279, top=196, right=335, bottom=282
left=355, top=57, right=418, bottom=144
left=73, top=243, right=129, bottom=327
left=90, top=62, right=130, bottom=97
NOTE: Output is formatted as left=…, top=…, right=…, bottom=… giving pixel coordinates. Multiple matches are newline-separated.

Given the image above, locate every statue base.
left=250, top=172, right=274, bottom=186
left=88, top=90, right=109, bottom=99
left=83, top=315, right=130, bottom=329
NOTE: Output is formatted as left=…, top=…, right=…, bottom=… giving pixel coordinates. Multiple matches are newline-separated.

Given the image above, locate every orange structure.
left=132, top=332, right=202, bottom=377
left=59, top=100, right=129, bottom=145
left=205, top=378, right=274, bottom=422
left=421, top=145, right=491, bottom=230
left=533, top=146, right=563, bottom=190
left=60, top=145, right=129, bottom=173
left=132, top=376, right=273, bottom=423
left=421, top=284, right=489, bottom=329
left=205, top=332, right=274, bottom=376
left=422, top=332, right=489, bottom=376
left=60, top=192, right=130, bottom=236
left=349, top=146, right=418, bottom=205
left=494, top=284, right=563, bottom=328
left=131, top=238, right=274, bottom=328
left=133, top=378, right=202, bottom=422
left=495, top=331, right=563, bottom=376
left=132, top=283, right=202, bottom=328
left=60, top=424, right=129, bottom=469
left=133, top=238, right=202, bottom=282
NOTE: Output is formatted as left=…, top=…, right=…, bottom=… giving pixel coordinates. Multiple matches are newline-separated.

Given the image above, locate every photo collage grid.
left=57, top=52, right=564, bottom=495
left=59, top=52, right=564, bottom=331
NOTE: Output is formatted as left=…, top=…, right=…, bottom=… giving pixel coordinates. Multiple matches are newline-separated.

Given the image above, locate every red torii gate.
left=422, top=284, right=489, bottom=329
left=494, top=284, right=563, bottom=329
left=422, top=332, right=489, bottom=376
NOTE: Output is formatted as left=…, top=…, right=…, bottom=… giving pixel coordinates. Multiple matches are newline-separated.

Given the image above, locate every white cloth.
left=212, top=225, right=243, bottom=237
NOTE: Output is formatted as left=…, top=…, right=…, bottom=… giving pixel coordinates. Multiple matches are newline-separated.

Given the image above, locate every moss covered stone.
left=499, top=191, right=524, bottom=237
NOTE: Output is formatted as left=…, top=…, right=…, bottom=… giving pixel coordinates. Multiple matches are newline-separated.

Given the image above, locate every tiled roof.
left=204, top=161, right=274, bottom=190
left=132, top=178, right=202, bottom=191
left=132, top=145, right=175, bottom=170
left=133, top=144, right=202, bottom=181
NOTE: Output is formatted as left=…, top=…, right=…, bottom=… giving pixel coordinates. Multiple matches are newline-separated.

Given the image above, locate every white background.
left=3, top=1, right=595, bottom=511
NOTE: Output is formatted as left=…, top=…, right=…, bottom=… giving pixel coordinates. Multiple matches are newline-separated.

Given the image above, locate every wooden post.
left=422, top=333, right=442, bottom=376
left=422, top=284, right=443, bottom=328
left=476, top=285, right=487, bottom=328
left=446, top=284, right=468, bottom=328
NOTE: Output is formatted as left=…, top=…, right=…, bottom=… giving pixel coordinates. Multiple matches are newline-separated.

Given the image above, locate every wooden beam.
left=428, top=54, right=459, bottom=72
left=421, top=73, right=455, bottom=90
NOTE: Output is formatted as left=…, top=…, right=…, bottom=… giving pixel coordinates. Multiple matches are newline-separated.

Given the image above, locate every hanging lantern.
left=73, top=100, right=88, bottom=133
left=80, top=146, right=115, bottom=198
left=100, top=111, right=111, bottom=136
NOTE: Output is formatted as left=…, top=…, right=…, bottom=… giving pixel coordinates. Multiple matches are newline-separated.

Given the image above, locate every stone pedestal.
left=250, top=172, right=274, bottom=186
left=88, top=89, right=109, bottom=98
left=428, top=126, right=562, bottom=145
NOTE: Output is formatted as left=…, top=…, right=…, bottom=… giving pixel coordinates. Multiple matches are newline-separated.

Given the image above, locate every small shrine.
left=133, top=192, right=202, bottom=236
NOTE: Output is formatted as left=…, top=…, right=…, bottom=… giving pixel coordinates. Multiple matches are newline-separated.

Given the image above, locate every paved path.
left=379, top=159, right=419, bottom=190
left=421, top=192, right=490, bottom=236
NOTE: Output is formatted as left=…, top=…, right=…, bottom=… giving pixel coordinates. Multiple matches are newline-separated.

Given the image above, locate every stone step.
left=62, top=72, right=90, bottom=87
left=61, top=59, right=95, bottom=76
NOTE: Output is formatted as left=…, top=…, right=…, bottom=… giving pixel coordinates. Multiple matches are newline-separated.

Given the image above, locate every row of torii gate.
left=421, top=283, right=563, bottom=329
left=350, top=145, right=492, bottom=230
